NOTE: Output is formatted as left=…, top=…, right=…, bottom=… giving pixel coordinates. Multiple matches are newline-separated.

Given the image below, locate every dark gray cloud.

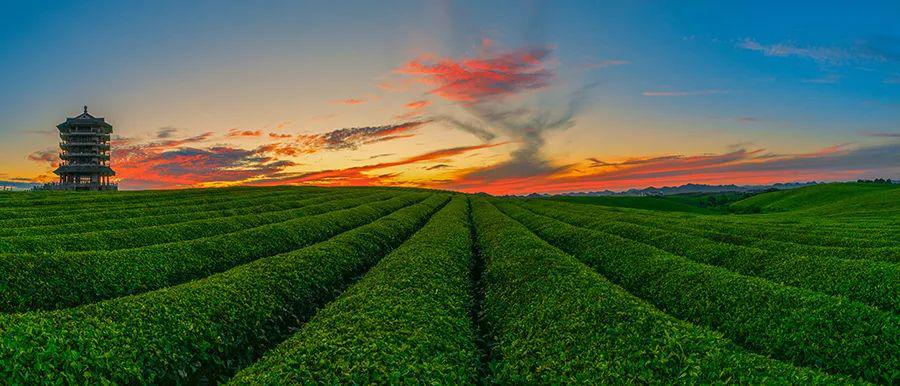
left=434, top=116, right=497, bottom=142
left=460, top=82, right=597, bottom=181
left=313, top=121, right=429, bottom=150
left=425, top=163, right=452, bottom=170
left=863, top=131, right=900, bottom=138
left=155, top=127, right=179, bottom=139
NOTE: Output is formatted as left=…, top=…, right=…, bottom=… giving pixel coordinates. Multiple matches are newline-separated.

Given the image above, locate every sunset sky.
left=2, top=1, right=898, bottom=194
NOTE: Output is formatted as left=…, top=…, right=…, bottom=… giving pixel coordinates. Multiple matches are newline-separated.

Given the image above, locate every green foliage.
left=547, top=191, right=759, bottom=214
left=546, top=195, right=715, bottom=213
left=0, top=187, right=335, bottom=236
left=520, top=199, right=900, bottom=312
left=470, top=198, right=851, bottom=384
left=0, top=185, right=299, bottom=220
left=0, top=192, right=425, bottom=312
left=0, top=190, right=361, bottom=252
left=231, top=196, right=479, bottom=384
left=730, top=182, right=900, bottom=214
left=0, top=194, right=449, bottom=384
left=495, top=199, right=899, bottom=383
left=0, top=182, right=895, bottom=383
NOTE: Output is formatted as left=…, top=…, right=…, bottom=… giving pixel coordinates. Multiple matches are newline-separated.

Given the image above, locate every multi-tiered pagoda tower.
left=51, top=106, right=117, bottom=190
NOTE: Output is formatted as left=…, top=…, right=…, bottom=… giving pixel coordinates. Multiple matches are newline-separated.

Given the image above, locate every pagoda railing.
left=40, top=182, right=118, bottom=191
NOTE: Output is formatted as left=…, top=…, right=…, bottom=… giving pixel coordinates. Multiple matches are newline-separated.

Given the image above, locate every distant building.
left=43, top=106, right=117, bottom=191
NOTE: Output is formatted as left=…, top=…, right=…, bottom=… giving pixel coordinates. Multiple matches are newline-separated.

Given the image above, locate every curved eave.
left=53, top=165, right=116, bottom=176
left=56, top=120, right=113, bottom=131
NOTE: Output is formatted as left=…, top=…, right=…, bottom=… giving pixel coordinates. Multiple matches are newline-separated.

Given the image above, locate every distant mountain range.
left=527, top=182, right=820, bottom=198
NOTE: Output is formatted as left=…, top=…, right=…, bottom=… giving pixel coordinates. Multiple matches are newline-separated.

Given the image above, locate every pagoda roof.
left=57, top=106, right=113, bottom=130
left=53, top=165, right=116, bottom=176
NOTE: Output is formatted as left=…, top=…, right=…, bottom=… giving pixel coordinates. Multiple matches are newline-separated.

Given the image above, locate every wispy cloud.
left=803, top=73, right=841, bottom=84
left=404, top=100, right=431, bottom=109
left=333, top=98, right=366, bottom=105
left=585, top=59, right=630, bottom=69
left=862, top=131, right=900, bottom=138
left=738, top=38, right=894, bottom=65
left=394, top=100, right=433, bottom=120
left=643, top=89, right=730, bottom=97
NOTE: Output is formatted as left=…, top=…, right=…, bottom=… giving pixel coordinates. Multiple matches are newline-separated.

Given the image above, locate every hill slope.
left=730, top=182, right=900, bottom=215
left=545, top=195, right=714, bottom=213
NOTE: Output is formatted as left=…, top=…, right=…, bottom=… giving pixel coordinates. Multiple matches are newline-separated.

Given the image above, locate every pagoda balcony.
left=60, top=142, right=110, bottom=150
left=60, top=153, right=110, bottom=160
left=60, top=132, right=111, bottom=139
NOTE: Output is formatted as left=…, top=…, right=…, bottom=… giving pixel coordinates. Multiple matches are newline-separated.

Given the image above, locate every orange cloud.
left=268, top=132, right=293, bottom=139
left=333, top=98, right=365, bottom=105
left=227, top=129, right=262, bottom=137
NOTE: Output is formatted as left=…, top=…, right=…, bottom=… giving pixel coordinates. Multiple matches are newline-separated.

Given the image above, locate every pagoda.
left=50, top=106, right=117, bottom=190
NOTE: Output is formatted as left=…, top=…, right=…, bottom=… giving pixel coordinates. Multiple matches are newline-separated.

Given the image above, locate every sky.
left=1, top=0, right=898, bottom=194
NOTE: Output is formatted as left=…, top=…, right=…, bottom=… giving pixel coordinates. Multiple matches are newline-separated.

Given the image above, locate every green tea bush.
left=0, top=186, right=305, bottom=226
left=470, top=199, right=850, bottom=384
left=0, top=190, right=365, bottom=252
left=522, top=200, right=900, bottom=312
left=0, top=185, right=300, bottom=220
left=0, top=194, right=449, bottom=384
left=0, top=193, right=424, bottom=312
left=231, top=196, right=479, bottom=384
left=497, top=200, right=898, bottom=383
left=0, top=188, right=341, bottom=237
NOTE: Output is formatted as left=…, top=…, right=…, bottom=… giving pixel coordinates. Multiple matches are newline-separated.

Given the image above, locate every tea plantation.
left=0, top=183, right=896, bottom=384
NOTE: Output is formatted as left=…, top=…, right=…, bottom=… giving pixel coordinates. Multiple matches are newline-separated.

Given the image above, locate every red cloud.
left=397, top=47, right=553, bottom=102
left=227, top=129, right=262, bottom=137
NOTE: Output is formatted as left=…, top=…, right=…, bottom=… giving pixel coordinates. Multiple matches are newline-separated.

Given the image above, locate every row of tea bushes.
left=0, top=194, right=450, bottom=384
left=0, top=193, right=425, bottom=312
left=500, top=200, right=898, bottom=383
left=469, top=199, right=849, bottom=384
left=231, top=196, right=479, bottom=384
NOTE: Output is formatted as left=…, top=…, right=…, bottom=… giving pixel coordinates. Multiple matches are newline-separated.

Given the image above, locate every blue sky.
left=2, top=1, right=898, bottom=192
